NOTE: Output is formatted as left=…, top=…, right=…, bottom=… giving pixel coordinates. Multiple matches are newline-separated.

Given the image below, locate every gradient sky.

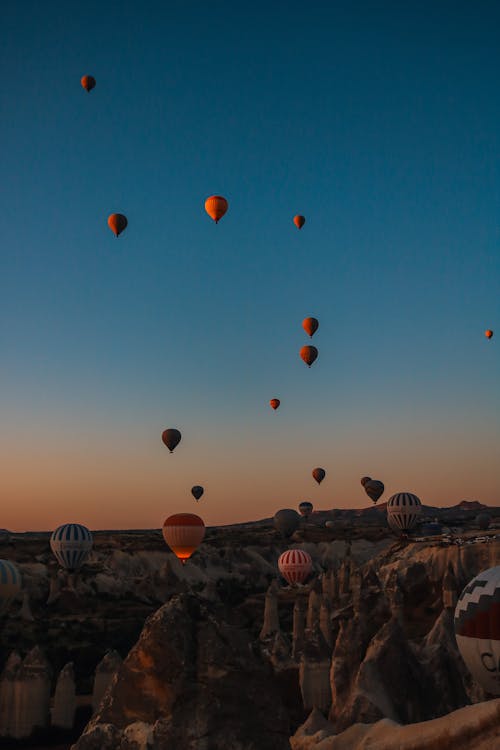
left=1, top=1, right=499, bottom=531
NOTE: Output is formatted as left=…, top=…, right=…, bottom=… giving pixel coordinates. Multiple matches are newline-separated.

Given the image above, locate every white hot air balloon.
left=386, top=492, right=422, bottom=533
left=454, top=566, right=500, bottom=696
left=50, top=523, right=93, bottom=571
left=278, top=549, right=313, bottom=586
left=0, top=560, right=22, bottom=614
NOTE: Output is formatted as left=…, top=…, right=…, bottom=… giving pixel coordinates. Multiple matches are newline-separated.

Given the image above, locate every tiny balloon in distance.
left=293, top=215, right=305, bottom=230
left=300, top=345, right=318, bottom=367
left=485, top=329, right=493, bottom=340
left=302, top=317, right=319, bottom=338
left=162, top=428, right=182, bottom=453
left=269, top=398, right=280, bottom=411
left=108, top=213, right=128, bottom=237
left=191, top=486, right=204, bottom=501
left=81, top=75, right=96, bottom=92
left=312, top=467, right=326, bottom=484
left=205, top=196, right=228, bottom=224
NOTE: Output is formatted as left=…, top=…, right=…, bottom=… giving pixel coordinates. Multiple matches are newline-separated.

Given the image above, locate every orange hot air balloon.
left=302, top=317, right=319, bottom=338
left=293, top=215, right=305, bottom=229
left=300, top=345, right=318, bottom=367
left=205, top=196, right=228, bottom=223
left=162, top=513, right=205, bottom=564
left=312, top=467, right=326, bottom=484
left=81, top=75, right=96, bottom=92
left=161, top=428, right=182, bottom=453
left=107, top=213, right=128, bottom=237
left=269, top=398, right=280, bottom=411
left=485, top=329, right=493, bottom=340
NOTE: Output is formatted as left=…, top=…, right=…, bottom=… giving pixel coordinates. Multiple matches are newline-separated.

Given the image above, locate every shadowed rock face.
left=73, top=594, right=291, bottom=750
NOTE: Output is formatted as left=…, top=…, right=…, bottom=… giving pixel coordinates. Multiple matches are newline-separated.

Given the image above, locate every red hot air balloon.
left=191, top=486, right=204, bottom=501
left=293, top=215, right=306, bottom=229
left=108, top=213, right=128, bottom=237
left=162, top=428, right=182, bottom=453
left=312, top=467, right=326, bottom=484
left=302, top=317, right=319, bottom=338
left=81, top=75, right=96, bottom=92
left=205, top=196, right=228, bottom=223
left=278, top=549, right=312, bottom=585
left=300, top=345, right=318, bottom=367
left=269, top=398, right=280, bottom=411
left=485, top=329, right=493, bottom=339
left=162, top=513, right=205, bottom=564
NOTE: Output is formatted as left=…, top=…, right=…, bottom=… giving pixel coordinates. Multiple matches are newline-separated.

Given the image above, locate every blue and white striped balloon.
left=50, top=524, right=93, bottom=571
left=0, top=560, right=22, bottom=613
left=387, top=492, right=422, bottom=533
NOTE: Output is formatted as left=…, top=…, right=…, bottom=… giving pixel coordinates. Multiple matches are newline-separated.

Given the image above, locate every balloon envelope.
left=50, top=524, right=93, bottom=571
left=293, top=215, right=306, bottom=229
left=454, top=566, right=500, bottom=695
left=269, top=399, right=280, bottom=410
left=0, top=560, right=22, bottom=614
left=364, top=479, right=384, bottom=503
left=298, top=501, right=313, bottom=517
left=273, top=509, right=301, bottom=538
left=360, top=476, right=371, bottom=487
left=300, top=345, right=318, bottom=367
left=107, top=213, right=128, bottom=237
left=302, top=317, right=319, bottom=338
left=485, top=330, right=493, bottom=339
left=191, top=486, right=204, bottom=501
left=162, top=428, right=182, bottom=453
left=278, top=549, right=312, bottom=585
left=387, top=492, right=422, bottom=533
left=205, top=196, right=228, bottom=223
left=312, top=468, right=326, bottom=484
left=162, top=513, right=205, bottom=563
left=81, top=75, right=96, bottom=92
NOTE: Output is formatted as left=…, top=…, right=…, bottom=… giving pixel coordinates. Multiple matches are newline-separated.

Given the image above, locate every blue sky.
left=1, top=1, right=499, bottom=529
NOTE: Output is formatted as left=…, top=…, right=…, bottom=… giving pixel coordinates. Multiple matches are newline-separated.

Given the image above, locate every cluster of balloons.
left=300, top=316, right=319, bottom=368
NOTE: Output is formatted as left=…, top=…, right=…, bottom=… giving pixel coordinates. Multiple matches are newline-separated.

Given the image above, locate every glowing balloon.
left=386, top=492, right=422, bottom=533
left=0, top=560, right=22, bottom=614
left=269, top=398, right=280, bottom=411
left=300, top=345, right=318, bottom=367
left=312, top=467, right=325, bottom=484
left=108, top=213, right=128, bottom=237
left=205, top=196, right=228, bottom=223
left=273, top=509, right=301, bottom=538
left=191, top=486, right=204, bottom=501
left=162, top=513, right=205, bottom=563
left=298, top=501, right=313, bottom=517
left=278, top=549, right=312, bottom=585
left=364, top=479, right=384, bottom=504
left=162, top=428, right=182, bottom=453
left=302, top=317, right=319, bottom=338
left=293, top=215, right=306, bottom=230
left=485, top=330, right=493, bottom=340
left=50, top=524, right=93, bottom=571
left=454, top=566, right=500, bottom=695
left=81, top=75, right=96, bottom=92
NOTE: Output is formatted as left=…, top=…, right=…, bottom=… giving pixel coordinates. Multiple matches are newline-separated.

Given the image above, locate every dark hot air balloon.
left=312, top=468, right=325, bottom=484
left=108, top=213, right=128, bottom=237
left=302, top=317, right=319, bottom=338
left=162, top=428, right=181, bottom=453
left=364, top=479, right=384, bottom=504
left=273, top=509, right=300, bottom=538
left=269, top=398, right=280, bottom=411
left=298, top=501, right=313, bottom=517
left=191, top=486, right=204, bottom=501
left=360, top=476, right=371, bottom=487
left=81, top=75, right=96, bottom=92
left=293, top=215, right=305, bottom=229
left=300, top=345, right=318, bottom=367
left=205, top=196, right=228, bottom=223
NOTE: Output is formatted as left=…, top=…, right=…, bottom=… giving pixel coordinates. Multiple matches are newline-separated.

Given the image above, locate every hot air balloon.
left=50, top=524, right=93, bottom=571
left=302, top=317, right=319, bottom=338
left=360, top=476, right=371, bottom=487
left=386, top=492, right=422, bottom=534
left=293, top=215, right=306, bottom=230
left=269, top=399, right=280, bottom=411
left=476, top=512, right=491, bottom=530
left=300, top=345, right=318, bottom=368
left=162, top=513, right=205, bottom=564
left=81, top=75, right=96, bottom=92
left=107, top=213, right=128, bottom=237
left=205, top=196, right=228, bottom=223
left=364, top=479, right=384, bottom=504
left=162, top=428, right=181, bottom=453
left=273, top=509, right=301, bottom=538
left=485, top=330, right=493, bottom=340
left=325, top=521, right=335, bottom=529
left=454, top=566, right=500, bottom=696
left=191, top=485, right=204, bottom=501
left=312, top=468, right=326, bottom=485
left=0, top=560, right=22, bottom=614
left=278, top=549, right=312, bottom=585
left=298, top=501, right=313, bottom=517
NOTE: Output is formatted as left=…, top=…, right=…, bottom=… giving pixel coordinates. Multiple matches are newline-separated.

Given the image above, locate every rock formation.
left=10, top=646, right=51, bottom=739
left=92, top=650, right=123, bottom=713
left=52, top=661, right=76, bottom=729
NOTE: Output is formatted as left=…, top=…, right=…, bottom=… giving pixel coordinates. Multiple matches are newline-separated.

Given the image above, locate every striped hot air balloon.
left=386, top=492, right=422, bottom=533
left=454, top=566, right=500, bottom=696
left=162, top=513, right=205, bottom=564
left=50, top=524, right=93, bottom=571
left=0, top=560, right=22, bottom=614
left=278, top=549, right=313, bottom=586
